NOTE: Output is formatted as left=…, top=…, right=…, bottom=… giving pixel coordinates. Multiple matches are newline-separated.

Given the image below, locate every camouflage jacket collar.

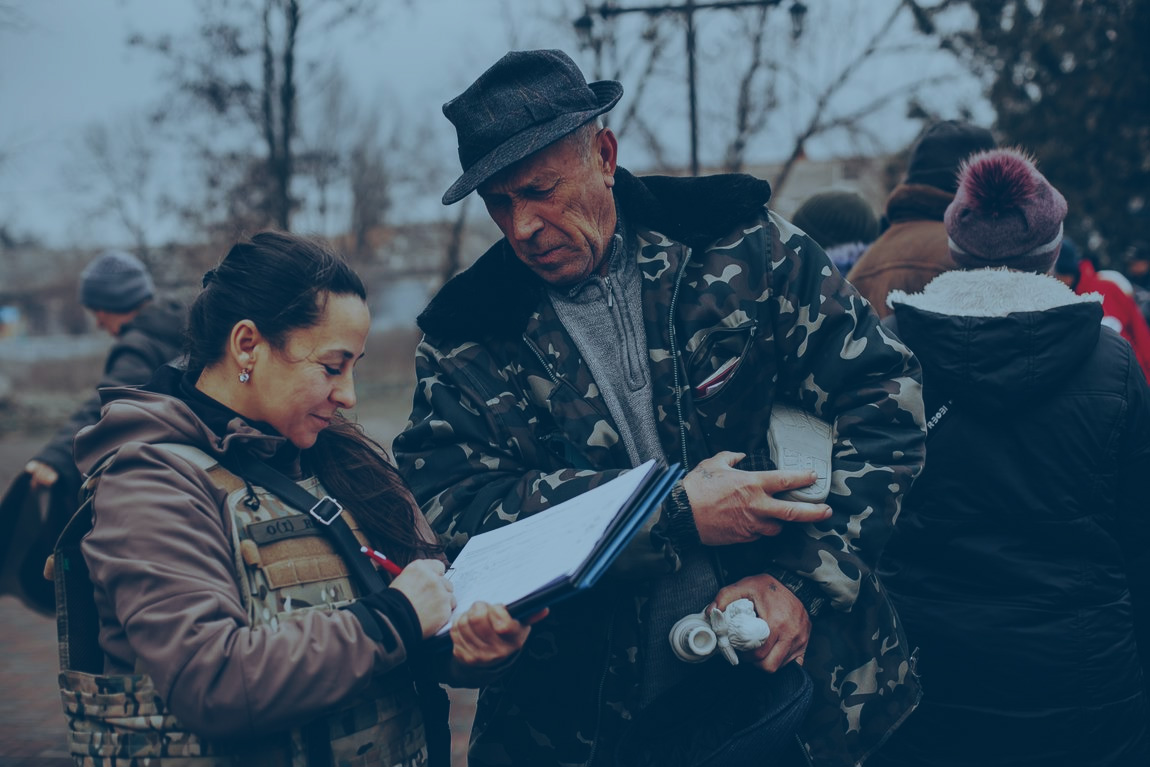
left=416, top=168, right=772, bottom=344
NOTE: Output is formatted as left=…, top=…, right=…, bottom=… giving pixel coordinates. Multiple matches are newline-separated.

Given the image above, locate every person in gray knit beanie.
left=79, top=250, right=155, bottom=313
left=14, top=247, right=184, bottom=610
left=945, top=147, right=1067, bottom=273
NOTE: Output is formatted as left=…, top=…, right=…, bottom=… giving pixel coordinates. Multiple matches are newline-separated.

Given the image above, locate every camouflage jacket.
left=395, top=169, right=927, bottom=766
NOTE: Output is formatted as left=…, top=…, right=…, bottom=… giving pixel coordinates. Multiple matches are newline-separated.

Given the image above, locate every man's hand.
left=682, top=451, right=831, bottom=545
left=451, top=603, right=548, bottom=667
left=712, top=574, right=810, bottom=672
left=24, top=460, right=59, bottom=490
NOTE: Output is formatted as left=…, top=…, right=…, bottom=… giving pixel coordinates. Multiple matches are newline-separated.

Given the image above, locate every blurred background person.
left=1052, top=237, right=1150, bottom=383
left=847, top=120, right=996, bottom=317
left=1, top=250, right=184, bottom=614
left=24, top=250, right=185, bottom=491
left=791, top=188, right=879, bottom=274
left=874, top=148, right=1150, bottom=767
left=1124, top=245, right=1150, bottom=326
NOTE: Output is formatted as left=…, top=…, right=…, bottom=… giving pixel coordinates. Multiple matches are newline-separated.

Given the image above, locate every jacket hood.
left=75, top=385, right=283, bottom=475
left=889, top=268, right=1104, bottom=409
left=883, top=183, right=953, bottom=225
left=123, top=298, right=186, bottom=348
left=417, top=167, right=772, bottom=343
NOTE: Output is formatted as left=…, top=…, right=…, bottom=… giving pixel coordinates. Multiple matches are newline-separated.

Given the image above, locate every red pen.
left=360, top=545, right=403, bottom=577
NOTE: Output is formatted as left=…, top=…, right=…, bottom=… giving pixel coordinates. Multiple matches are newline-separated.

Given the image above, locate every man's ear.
left=228, top=319, right=262, bottom=370
left=597, top=128, right=618, bottom=186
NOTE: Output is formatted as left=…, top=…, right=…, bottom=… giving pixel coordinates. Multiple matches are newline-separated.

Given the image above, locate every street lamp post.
left=574, top=0, right=807, bottom=176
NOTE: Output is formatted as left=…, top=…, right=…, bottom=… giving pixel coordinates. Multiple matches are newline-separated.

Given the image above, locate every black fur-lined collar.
left=416, top=167, right=772, bottom=343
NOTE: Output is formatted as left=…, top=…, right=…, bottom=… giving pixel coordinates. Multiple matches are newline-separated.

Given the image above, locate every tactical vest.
left=52, top=443, right=429, bottom=767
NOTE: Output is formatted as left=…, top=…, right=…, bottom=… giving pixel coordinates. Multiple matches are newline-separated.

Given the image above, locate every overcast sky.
left=0, top=0, right=565, bottom=246
left=0, top=0, right=989, bottom=249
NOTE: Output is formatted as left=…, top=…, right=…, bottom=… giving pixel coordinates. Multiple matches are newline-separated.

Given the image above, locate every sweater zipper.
left=602, top=232, right=621, bottom=309
left=668, top=248, right=693, bottom=471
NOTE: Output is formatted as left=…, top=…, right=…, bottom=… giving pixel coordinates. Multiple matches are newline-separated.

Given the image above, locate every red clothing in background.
left=1077, top=260, right=1150, bottom=383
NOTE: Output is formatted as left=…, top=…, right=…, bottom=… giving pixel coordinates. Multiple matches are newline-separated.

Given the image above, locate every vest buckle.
left=309, top=496, right=343, bottom=525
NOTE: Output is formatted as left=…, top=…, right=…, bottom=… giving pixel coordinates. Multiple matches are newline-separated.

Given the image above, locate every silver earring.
left=239, top=368, right=251, bottom=384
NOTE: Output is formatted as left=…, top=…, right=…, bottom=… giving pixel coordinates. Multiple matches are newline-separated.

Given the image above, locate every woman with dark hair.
left=58, top=231, right=534, bottom=767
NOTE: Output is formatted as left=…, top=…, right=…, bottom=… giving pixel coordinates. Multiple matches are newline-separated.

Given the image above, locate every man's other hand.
left=713, top=573, right=810, bottom=672
left=683, top=451, right=832, bottom=545
left=451, top=603, right=547, bottom=667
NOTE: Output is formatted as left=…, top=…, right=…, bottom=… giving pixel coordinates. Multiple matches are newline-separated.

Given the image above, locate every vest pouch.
left=59, top=668, right=290, bottom=767
left=54, top=446, right=432, bottom=767
left=321, top=673, right=430, bottom=767
left=229, top=485, right=358, bottom=614
left=58, top=667, right=431, bottom=767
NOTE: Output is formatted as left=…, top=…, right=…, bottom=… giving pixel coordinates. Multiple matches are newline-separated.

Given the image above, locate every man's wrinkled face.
left=478, top=126, right=618, bottom=287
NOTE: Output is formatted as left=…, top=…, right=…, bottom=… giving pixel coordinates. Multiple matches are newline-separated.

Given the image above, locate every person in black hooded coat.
left=873, top=149, right=1150, bottom=767
left=1, top=251, right=184, bottom=614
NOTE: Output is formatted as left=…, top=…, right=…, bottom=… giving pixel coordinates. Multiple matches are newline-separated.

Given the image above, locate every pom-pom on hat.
left=944, top=148, right=1068, bottom=273
left=79, top=250, right=155, bottom=312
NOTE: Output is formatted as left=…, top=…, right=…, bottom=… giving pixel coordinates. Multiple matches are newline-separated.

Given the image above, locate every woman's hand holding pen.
left=383, top=555, right=545, bottom=657
left=390, top=559, right=456, bottom=639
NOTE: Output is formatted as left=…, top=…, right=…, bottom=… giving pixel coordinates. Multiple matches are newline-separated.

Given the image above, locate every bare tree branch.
left=816, top=73, right=957, bottom=134
left=772, top=0, right=910, bottom=195
left=73, top=118, right=161, bottom=262
left=722, top=5, right=774, bottom=172
left=609, top=21, right=673, bottom=161
left=0, top=2, right=28, bottom=31
left=131, top=0, right=385, bottom=236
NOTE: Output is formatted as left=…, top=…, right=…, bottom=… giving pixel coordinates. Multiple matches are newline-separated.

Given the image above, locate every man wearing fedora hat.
left=395, top=49, right=926, bottom=767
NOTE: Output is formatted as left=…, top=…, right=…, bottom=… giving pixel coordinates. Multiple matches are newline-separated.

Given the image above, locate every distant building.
left=627, top=153, right=898, bottom=223
left=0, top=305, right=22, bottom=338
left=0, top=245, right=95, bottom=335
left=749, top=154, right=896, bottom=221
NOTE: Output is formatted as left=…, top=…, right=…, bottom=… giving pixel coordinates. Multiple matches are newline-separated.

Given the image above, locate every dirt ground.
left=0, top=377, right=478, bottom=766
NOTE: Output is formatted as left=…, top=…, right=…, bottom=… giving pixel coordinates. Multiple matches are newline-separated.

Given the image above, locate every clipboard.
left=434, top=459, right=682, bottom=638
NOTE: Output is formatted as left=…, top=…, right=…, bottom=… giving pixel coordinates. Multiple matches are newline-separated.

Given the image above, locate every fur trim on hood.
left=887, top=268, right=1106, bottom=409
left=888, top=267, right=1101, bottom=317
left=417, top=167, right=772, bottom=343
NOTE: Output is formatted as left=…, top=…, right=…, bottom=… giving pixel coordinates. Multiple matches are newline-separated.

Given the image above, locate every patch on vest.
left=246, top=512, right=320, bottom=545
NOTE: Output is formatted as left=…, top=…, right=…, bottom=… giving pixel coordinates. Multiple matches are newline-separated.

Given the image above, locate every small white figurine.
left=668, top=598, right=770, bottom=666
left=709, top=598, right=770, bottom=664
left=668, top=612, right=718, bottom=663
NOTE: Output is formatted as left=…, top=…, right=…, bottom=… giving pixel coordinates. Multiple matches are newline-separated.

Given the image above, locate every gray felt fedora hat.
left=441, top=49, right=623, bottom=205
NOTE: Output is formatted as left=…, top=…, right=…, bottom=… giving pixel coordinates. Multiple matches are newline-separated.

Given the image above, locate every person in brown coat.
left=846, top=120, right=995, bottom=317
